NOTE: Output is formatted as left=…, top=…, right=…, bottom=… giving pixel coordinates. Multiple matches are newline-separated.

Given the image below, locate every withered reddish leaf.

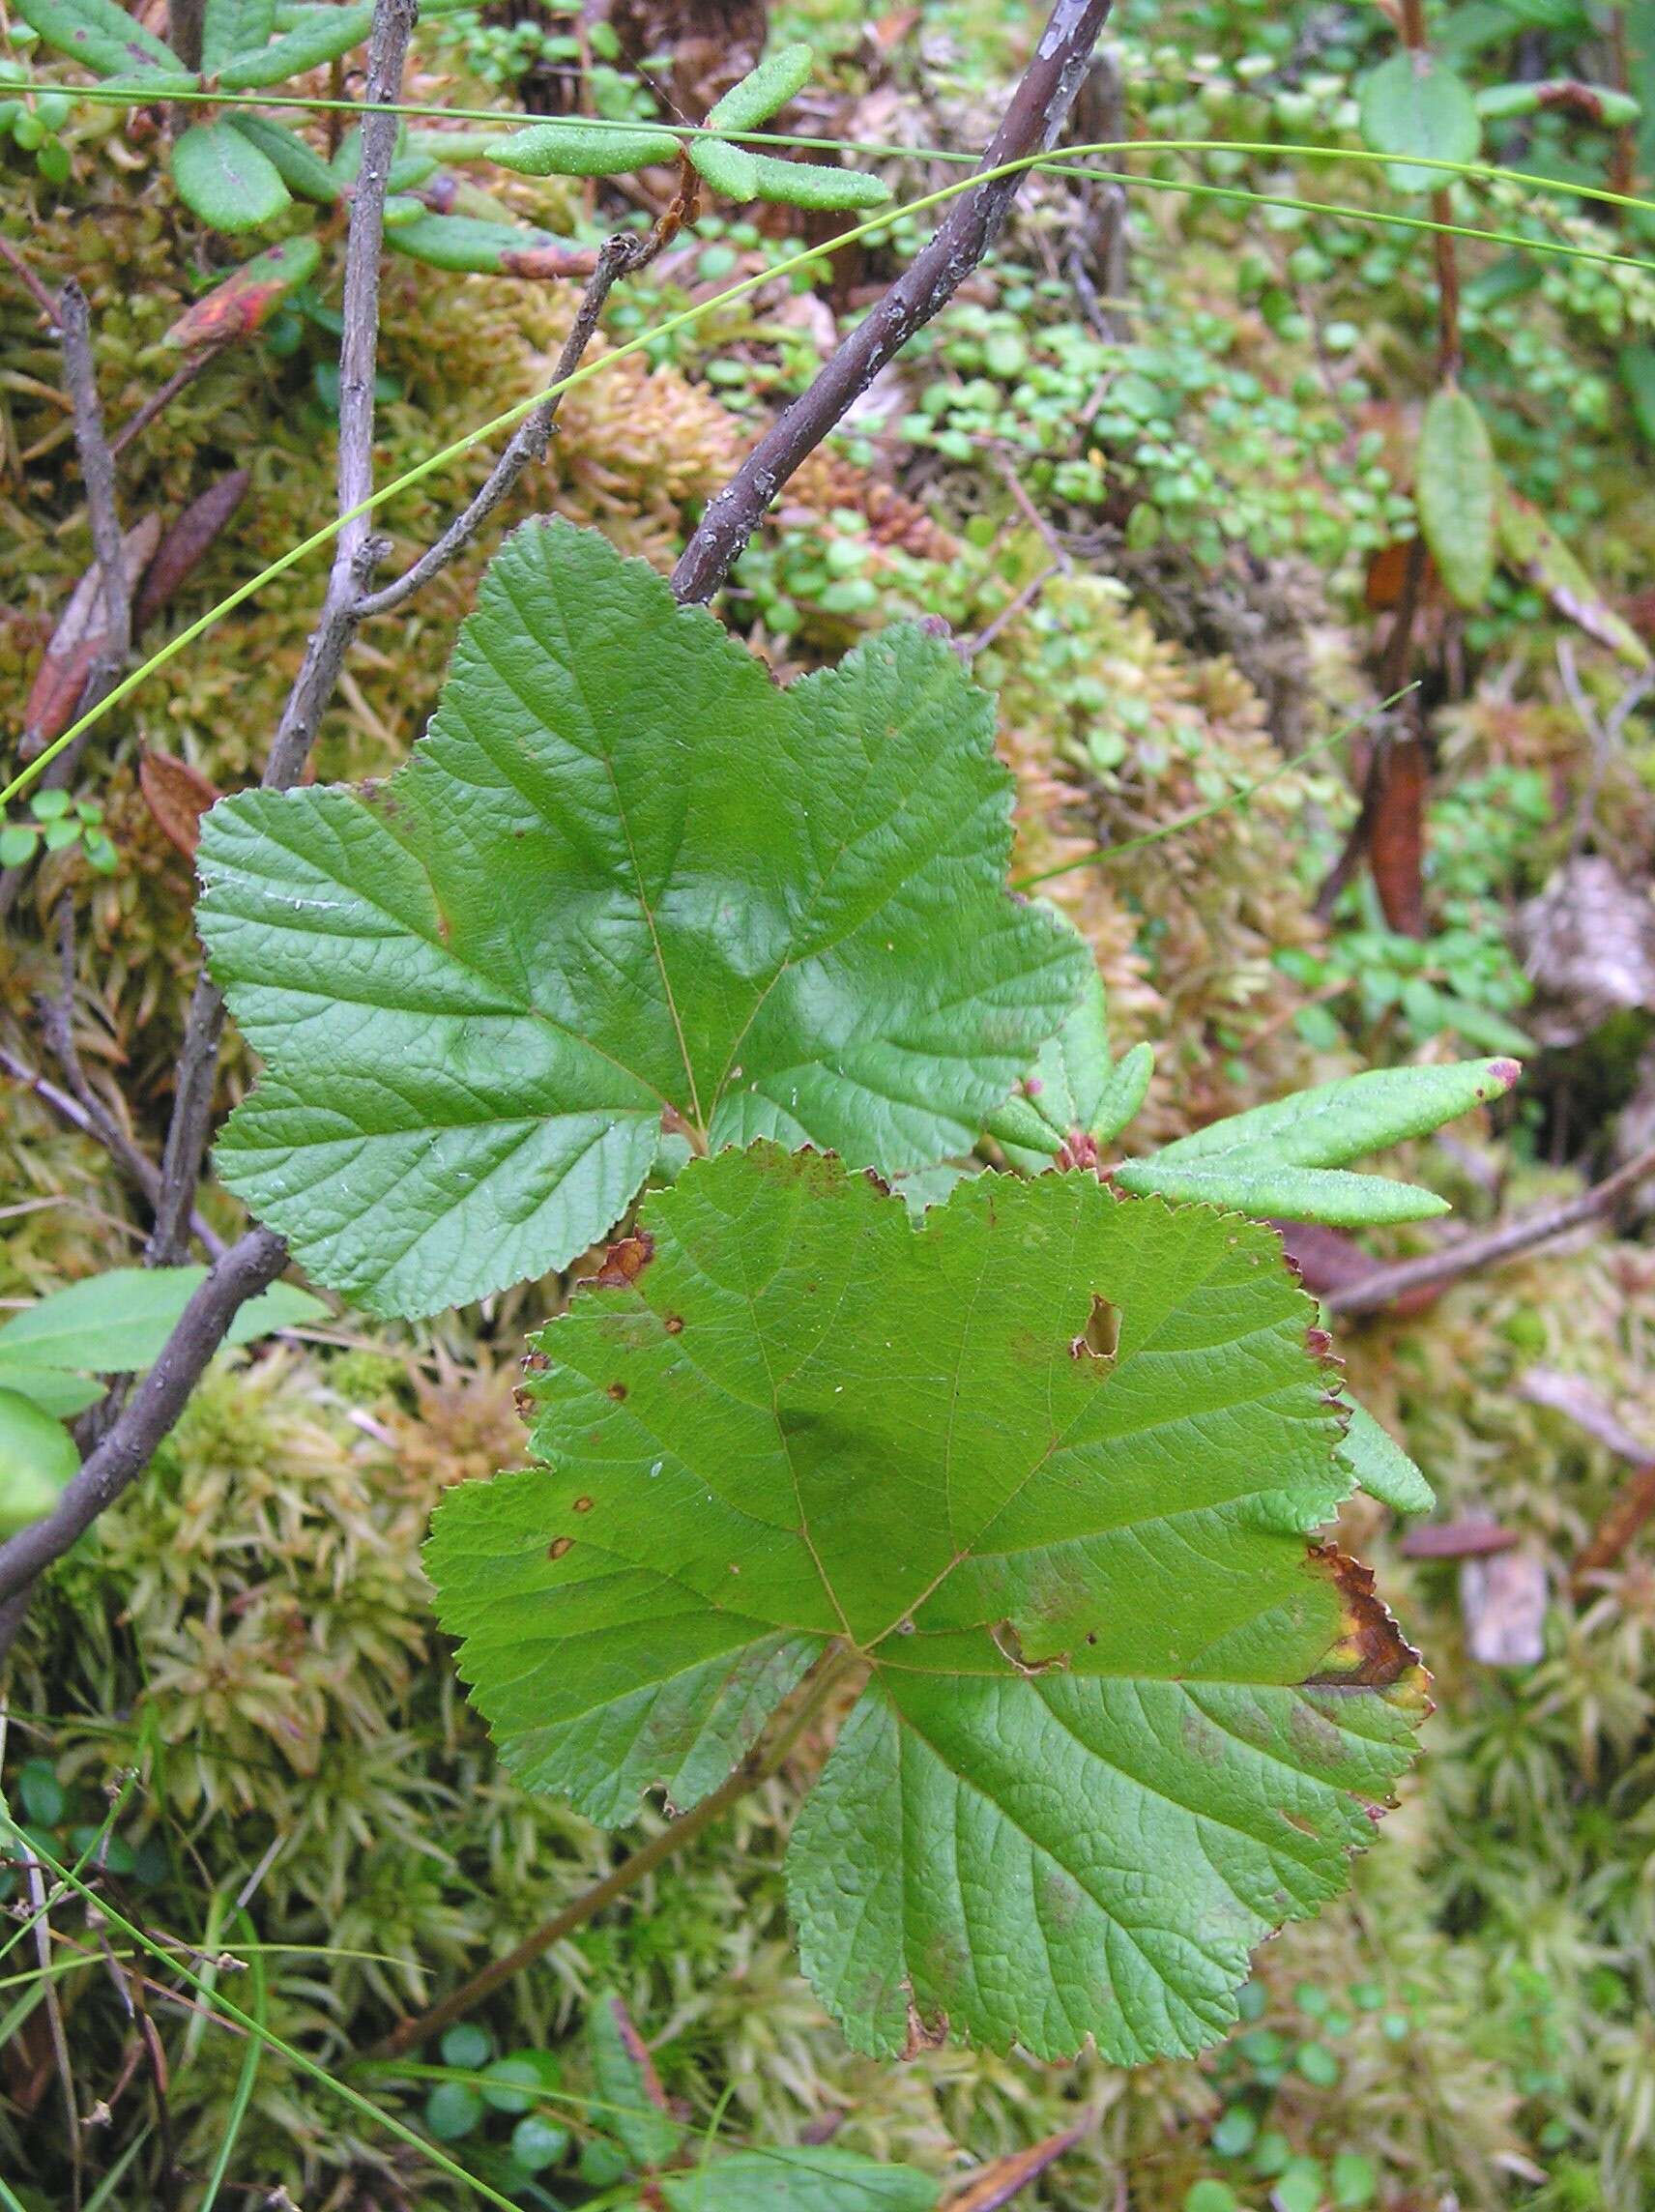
left=1274, top=1220, right=1441, bottom=1317
left=139, top=750, right=224, bottom=861
left=1369, top=734, right=1428, bottom=938
left=939, top=2124, right=1088, bottom=2211
left=1400, top=1519, right=1518, bottom=1560
left=1365, top=538, right=1439, bottom=613
left=22, top=514, right=161, bottom=757
left=132, top=471, right=250, bottom=635
left=163, top=237, right=322, bottom=353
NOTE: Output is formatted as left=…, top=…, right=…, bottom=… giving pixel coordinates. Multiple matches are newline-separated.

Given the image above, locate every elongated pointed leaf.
left=0, top=1267, right=324, bottom=1380
left=0, top=1388, right=77, bottom=1537
left=485, top=120, right=682, bottom=176
left=1337, top=1402, right=1434, bottom=1515
left=661, top=2150, right=940, bottom=2211
left=587, top=1995, right=680, bottom=2170
left=707, top=43, right=814, bottom=132
left=1496, top=480, right=1651, bottom=668
left=201, top=0, right=273, bottom=72
left=430, top=1147, right=1426, bottom=2064
left=1358, top=49, right=1481, bottom=191
left=0, top=1362, right=103, bottom=1420
left=197, top=522, right=1086, bottom=1319
left=228, top=112, right=341, bottom=204
left=215, top=0, right=370, bottom=85
left=15, top=0, right=184, bottom=77
left=171, top=118, right=290, bottom=232
left=1416, top=387, right=1495, bottom=609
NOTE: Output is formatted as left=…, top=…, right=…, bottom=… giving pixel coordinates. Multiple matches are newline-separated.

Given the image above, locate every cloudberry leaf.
left=196, top=523, right=1085, bottom=1318
left=428, top=1146, right=1427, bottom=2062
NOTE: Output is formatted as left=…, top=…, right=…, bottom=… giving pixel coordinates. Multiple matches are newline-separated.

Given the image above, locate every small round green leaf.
left=171, top=118, right=291, bottom=233
left=509, top=2115, right=570, bottom=2172
left=423, top=2081, right=483, bottom=2141
left=439, top=2023, right=493, bottom=2072
left=1357, top=50, right=1481, bottom=191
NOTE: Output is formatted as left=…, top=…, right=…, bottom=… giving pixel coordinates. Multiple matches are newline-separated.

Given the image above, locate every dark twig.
left=107, top=347, right=226, bottom=463
left=363, top=1644, right=857, bottom=2060
left=1326, top=1142, right=1655, bottom=1317
left=144, top=0, right=416, bottom=1268
left=0, top=1226, right=288, bottom=1629
left=357, top=228, right=653, bottom=623
left=60, top=281, right=130, bottom=689
left=960, top=563, right=1060, bottom=660
left=670, top=0, right=1117, bottom=604
left=0, top=236, right=64, bottom=326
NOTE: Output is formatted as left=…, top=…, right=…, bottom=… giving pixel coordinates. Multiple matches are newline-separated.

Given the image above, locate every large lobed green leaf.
left=429, top=1146, right=1427, bottom=2063
left=197, top=522, right=1086, bottom=1318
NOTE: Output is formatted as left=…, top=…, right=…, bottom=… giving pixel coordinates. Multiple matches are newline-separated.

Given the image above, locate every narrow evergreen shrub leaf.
left=215, top=0, right=371, bottom=85
left=14, top=0, right=184, bottom=78
left=227, top=112, right=341, bottom=204
left=1116, top=1159, right=1449, bottom=1227
left=171, top=118, right=290, bottom=232
left=1357, top=49, right=1482, bottom=191
left=485, top=121, right=682, bottom=176
left=429, top=1146, right=1427, bottom=2063
left=707, top=43, right=814, bottom=132
left=1115, top=1060, right=1518, bottom=1225
left=200, top=0, right=273, bottom=73
left=1416, top=388, right=1496, bottom=609
left=162, top=234, right=323, bottom=349
left=1337, top=1403, right=1435, bottom=1516
left=741, top=151, right=891, bottom=211
left=383, top=213, right=586, bottom=275
left=986, top=969, right=1153, bottom=1168
left=660, top=2148, right=940, bottom=2210
left=687, top=134, right=759, bottom=199
left=197, top=522, right=1086, bottom=1318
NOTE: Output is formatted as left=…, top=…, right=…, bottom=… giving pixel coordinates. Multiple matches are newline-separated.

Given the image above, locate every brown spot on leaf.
left=573, top=1496, right=594, bottom=1514
left=607, top=1381, right=628, bottom=1402
left=547, top=1536, right=573, bottom=1560
left=1304, top=1545, right=1432, bottom=1709
left=901, top=1996, right=948, bottom=2059
left=590, top=1231, right=653, bottom=1288
left=664, top=1315, right=683, bottom=1334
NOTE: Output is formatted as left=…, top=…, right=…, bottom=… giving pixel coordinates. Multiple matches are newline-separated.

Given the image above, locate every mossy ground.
left=4, top=1, right=1655, bottom=2204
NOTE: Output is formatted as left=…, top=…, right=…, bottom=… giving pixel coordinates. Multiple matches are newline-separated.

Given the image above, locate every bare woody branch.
left=670, top=0, right=1116, bottom=605
left=1326, top=1141, right=1655, bottom=1317
left=145, top=0, right=418, bottom=1267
